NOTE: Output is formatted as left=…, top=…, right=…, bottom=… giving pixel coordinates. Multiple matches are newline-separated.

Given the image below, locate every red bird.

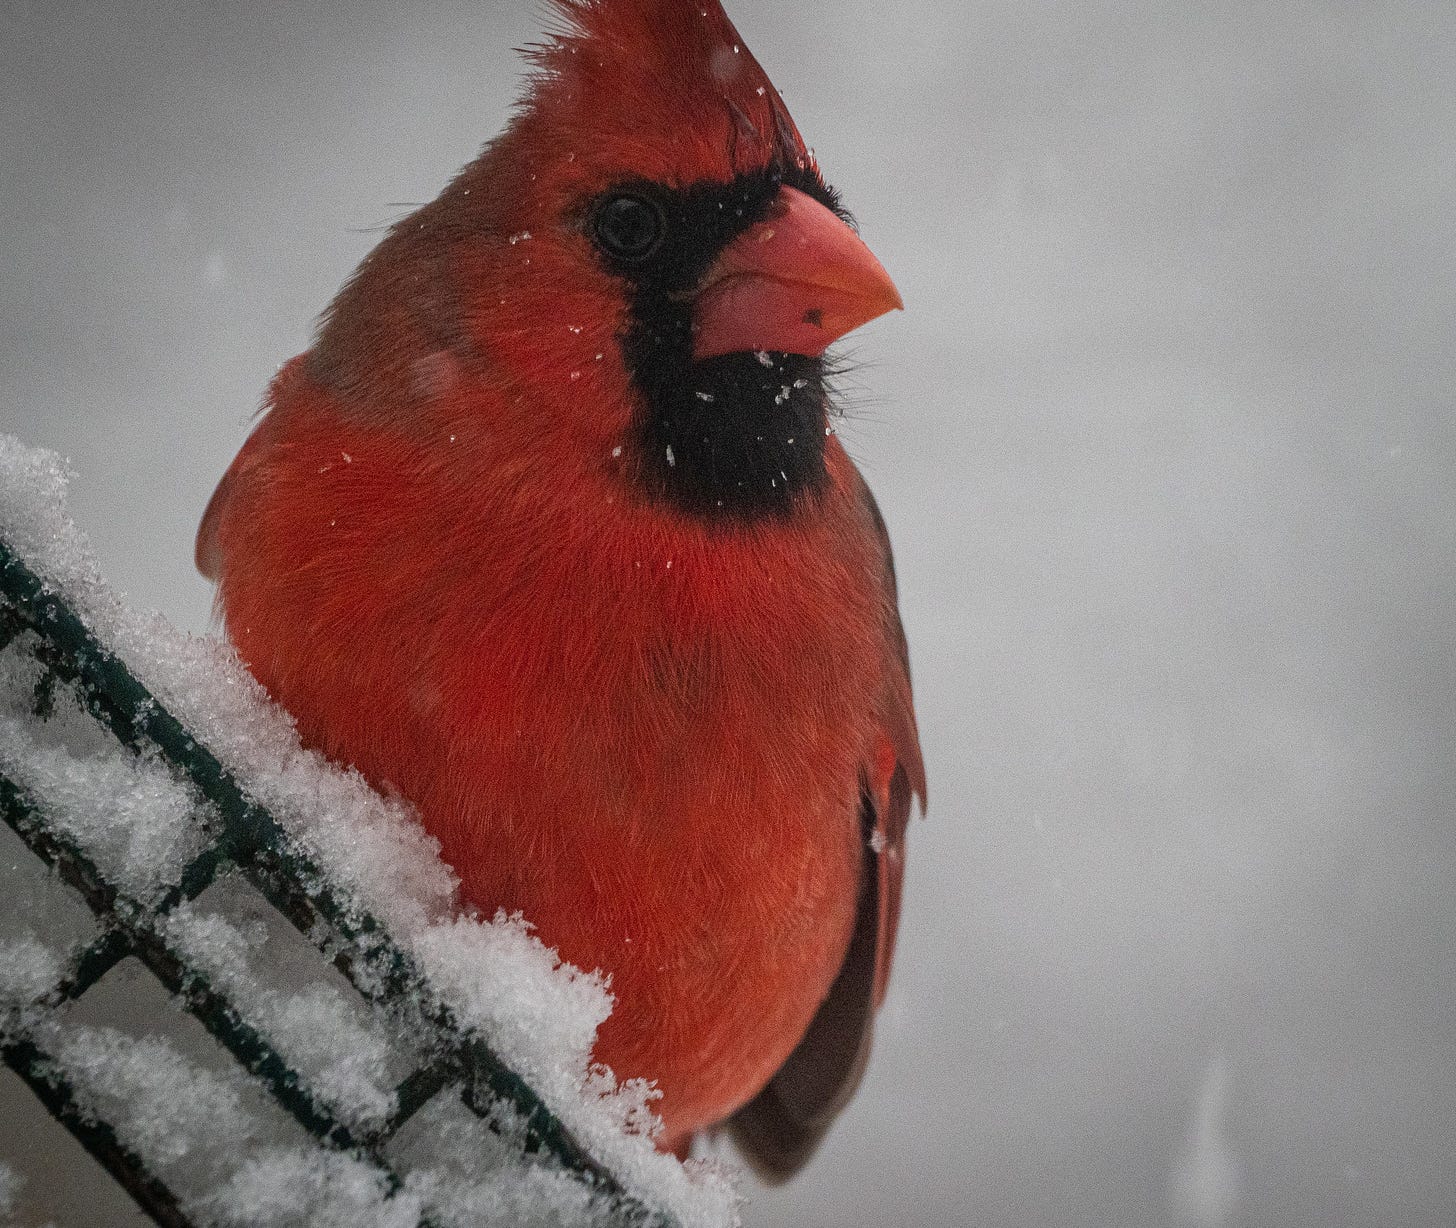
left=197, top=0, right=924, bottom=1177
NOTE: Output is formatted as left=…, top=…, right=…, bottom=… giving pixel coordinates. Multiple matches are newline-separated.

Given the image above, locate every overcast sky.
left=3, top=1, right=1455, bottom=1225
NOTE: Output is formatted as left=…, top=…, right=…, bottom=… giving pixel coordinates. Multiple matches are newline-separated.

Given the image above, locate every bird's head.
left=311, top=0, right=901, bottom=519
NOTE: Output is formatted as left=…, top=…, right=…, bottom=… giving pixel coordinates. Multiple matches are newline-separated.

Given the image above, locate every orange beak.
left=691, top=186, right=903, bottom=360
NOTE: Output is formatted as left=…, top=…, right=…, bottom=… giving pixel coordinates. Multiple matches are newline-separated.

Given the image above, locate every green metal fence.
left=0, top=537, right=674, bottom=1228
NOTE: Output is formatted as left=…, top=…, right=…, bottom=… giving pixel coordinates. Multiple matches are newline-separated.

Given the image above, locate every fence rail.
left=0, top=537, right=672, bottom=1228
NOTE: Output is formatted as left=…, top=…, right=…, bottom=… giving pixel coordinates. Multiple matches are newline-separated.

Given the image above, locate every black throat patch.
left=589, top=166, right=846, bottom=519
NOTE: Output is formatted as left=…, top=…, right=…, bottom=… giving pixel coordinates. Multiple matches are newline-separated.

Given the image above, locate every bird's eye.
left=592, top=193, right=665, bottom=261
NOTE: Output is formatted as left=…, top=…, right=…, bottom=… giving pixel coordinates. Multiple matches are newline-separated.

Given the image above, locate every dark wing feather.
left=727, top=788, right=882, bottom=1181
left=728, top=479, right=925, bottom=1181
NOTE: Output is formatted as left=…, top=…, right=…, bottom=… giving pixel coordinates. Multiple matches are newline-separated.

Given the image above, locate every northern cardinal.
left=197, top=0, right=924, bottom=1177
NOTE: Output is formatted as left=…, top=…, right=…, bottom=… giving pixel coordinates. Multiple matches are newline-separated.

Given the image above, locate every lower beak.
left=691, top=186, right=903, bottom=361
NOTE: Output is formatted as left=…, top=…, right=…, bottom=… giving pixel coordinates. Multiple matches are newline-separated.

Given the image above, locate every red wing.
left=728, top=481, right=925, bottom=1181
left=196, top=411, right=275, bottom=580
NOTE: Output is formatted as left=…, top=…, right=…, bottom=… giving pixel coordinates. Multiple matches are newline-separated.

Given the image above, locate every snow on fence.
left=0, top=436, right=737, bottom=1228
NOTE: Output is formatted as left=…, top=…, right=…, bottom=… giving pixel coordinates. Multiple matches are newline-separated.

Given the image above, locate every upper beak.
left=691, top=186, right=903, bottom=361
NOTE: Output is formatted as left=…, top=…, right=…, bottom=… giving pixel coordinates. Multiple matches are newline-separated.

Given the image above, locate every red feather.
left=199, top=0, right=923, bottom=1170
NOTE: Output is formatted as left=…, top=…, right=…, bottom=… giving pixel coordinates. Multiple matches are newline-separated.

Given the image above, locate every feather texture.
left=199, top=0, right=922, bottom=1171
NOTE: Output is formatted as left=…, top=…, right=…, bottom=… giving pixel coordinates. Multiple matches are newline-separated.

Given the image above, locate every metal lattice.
left=0, top=537, right=674, bottom=1228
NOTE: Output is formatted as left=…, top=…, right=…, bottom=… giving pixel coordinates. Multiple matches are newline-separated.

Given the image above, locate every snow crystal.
left=0, top=932, right=64, bottom=1008
left=200, top=1148, right=421, bottom=1228
left=23, top=1006, right=411, bottom=1227
left=48, top=1022, right=257, bottom=1168
left=0, top=1160, right=20, bottom=1218
left=390, top=1092, right=611, bottom=1228
left=202, top=251, right=229, bottom=287
left=412, top=913, right=737, bottom=1220
left=405, top=1153, right=608, bottom=1228
left=0, top=432, right=738, bottom=1225
left=0, top=637, right=213, bottom=903
left=0, top=810, right=98, bottom=975
left=258, top=990, right=397, bottom=1123
left=1169, top=1055, right=1242, bottom=1228
left=415, top=913, right=611, bottom=1087
left=161, top=883, right=401, bottom=1127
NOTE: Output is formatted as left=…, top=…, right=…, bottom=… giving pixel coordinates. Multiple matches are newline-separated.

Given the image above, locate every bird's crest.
left=520, top=0, right=814, bottom=184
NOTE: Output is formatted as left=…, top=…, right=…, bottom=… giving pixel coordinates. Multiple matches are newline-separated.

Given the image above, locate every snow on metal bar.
left=2, top=1028, right=195, bottom=1228
left=0, top=536, right=679, bottom=1228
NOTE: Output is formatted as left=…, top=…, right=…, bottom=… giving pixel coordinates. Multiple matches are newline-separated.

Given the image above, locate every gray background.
left=4, top=1, right=1455, bottom=1225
